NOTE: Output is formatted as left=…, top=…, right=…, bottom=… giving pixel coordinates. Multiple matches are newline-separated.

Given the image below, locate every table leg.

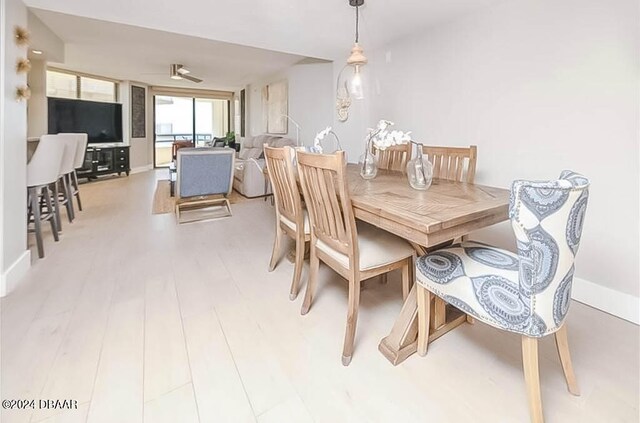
left=378, top=286, right=468, bottom=366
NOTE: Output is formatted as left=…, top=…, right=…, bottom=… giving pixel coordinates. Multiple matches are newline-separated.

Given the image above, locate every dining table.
left=344, top=164, right=511, bottom=365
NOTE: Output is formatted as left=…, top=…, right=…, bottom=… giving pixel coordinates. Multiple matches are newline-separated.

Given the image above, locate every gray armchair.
left=175, top=147, right=235, bottom=223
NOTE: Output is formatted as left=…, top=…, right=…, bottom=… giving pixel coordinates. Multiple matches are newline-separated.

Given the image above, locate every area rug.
left=151, top=180, right=255, bottom=215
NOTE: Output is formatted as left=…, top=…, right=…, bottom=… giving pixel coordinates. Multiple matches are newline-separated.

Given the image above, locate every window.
left=46, top=69, right=118, bottom=102
left=46, top=70, right=77, bottom=99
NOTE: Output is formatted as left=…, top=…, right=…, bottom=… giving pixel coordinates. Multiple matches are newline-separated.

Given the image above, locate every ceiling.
left=31, top=9, right=310, bottom=91
left=26, top=0, right=505, bottom=61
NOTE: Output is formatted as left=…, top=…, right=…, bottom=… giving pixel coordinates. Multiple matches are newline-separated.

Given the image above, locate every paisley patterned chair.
left=415, top=170, right=589, bottom=423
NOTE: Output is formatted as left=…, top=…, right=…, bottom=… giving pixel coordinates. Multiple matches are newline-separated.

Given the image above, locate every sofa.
left=233, top=134, right=296, bottom=197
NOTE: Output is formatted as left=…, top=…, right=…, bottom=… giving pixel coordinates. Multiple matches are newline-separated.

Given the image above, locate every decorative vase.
left=406, top=151, right=433, bottom=190
left=359, top=150, right=377, bottom=180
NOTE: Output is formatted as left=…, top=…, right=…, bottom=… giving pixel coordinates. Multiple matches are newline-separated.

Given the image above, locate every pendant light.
left=336, top=0, right=367, bottom=122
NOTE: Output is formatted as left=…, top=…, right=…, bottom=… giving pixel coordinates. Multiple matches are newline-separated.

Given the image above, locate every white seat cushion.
left=280, top=211, right=311, bottom=235
left=316, top=222, right=414, bottom=271
left=416, top=241, right=551, bottom=337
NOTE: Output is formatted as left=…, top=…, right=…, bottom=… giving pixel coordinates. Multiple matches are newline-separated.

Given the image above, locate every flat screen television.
left=48, top=98, right=123, bottom=143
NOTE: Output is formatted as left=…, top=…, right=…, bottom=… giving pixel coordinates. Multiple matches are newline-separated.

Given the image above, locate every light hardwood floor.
left=2, top=170, right=638, bottom=423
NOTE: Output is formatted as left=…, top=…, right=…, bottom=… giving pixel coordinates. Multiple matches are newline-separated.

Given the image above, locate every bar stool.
left=59, top=133, right=88, bottom=211
left=27, top=135, right=66, bottom=258
left=54, top=134, right=79, bottom=227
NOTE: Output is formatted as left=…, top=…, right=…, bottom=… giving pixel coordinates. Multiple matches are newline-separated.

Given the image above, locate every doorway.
left=154, top=95, right=230, bottom=167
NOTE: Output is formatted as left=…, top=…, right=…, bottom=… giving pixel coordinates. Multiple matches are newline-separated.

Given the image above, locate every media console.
left=77, top=145, right=130, bottom=180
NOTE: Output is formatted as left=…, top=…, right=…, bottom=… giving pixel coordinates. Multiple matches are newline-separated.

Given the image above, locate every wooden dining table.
left=344, top=164, right=510, bottom=365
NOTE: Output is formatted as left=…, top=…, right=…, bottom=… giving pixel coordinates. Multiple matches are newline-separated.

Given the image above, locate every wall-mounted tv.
left=48, top=98, right=123, bottom=143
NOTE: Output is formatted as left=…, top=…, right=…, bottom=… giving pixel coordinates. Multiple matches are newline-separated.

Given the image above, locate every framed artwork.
left=131, top=85, right=146, bottom=138
left=262, top=80, right=288, bottom=134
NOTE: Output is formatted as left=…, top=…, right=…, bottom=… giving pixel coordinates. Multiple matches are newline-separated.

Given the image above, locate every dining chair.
left=264, top=145, right=310, bottom=300
left=415, top=170, right=589, bottom=423
left=296, top=150, right=416, bottom=366
left=422, top=145, right=477, bottom=183
left=373, top=143, right=412, bottom=172
left=27, top=135, right=66, bottom=258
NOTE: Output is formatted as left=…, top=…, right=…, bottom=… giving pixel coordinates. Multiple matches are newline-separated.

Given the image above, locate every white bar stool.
left=27, top=135, right=66, bottom=258
left=54, top=134, right=79, bottom=226
left=59, top=133, right=88, bottom=211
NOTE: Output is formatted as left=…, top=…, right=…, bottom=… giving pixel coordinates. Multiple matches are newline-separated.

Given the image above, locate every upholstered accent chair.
left=175, top=147, right=235, bottom=223
left=297, top=150, right=416, bottom=366
left=264, top=145, right=310, bottom=300
left=415, top=170, right=589, bottom=423
left=233, top=135, right=296, bottom=197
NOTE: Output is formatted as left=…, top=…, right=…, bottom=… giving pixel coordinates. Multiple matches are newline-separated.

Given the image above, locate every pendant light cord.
left=355, top=5, right=360, bottom=43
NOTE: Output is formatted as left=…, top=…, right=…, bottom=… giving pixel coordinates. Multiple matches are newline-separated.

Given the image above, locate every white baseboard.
left=0, top=250, right=31, bottom=297
left=572, top=277, right=640, bottom=325
left=130, top=164, right=153, bottom=174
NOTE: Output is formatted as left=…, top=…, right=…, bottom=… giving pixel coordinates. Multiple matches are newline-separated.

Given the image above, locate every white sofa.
left=233, top=134, right=296, bottom=197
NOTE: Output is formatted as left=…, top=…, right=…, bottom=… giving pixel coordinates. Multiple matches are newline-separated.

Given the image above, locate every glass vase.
left=359, top=150, right=378, bottom=180
left=406, top=153, right=433, bottom=190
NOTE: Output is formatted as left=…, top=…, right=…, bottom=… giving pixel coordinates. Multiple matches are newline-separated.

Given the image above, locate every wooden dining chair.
left=373, top=143, right=412, bottom=172
left=296, top=150, right=415, bottom=366
left=422, top=145, right=477, bottom=183
left=415, top=171, right=589, bottom=423
left=264, top=145, right=310, bottom=300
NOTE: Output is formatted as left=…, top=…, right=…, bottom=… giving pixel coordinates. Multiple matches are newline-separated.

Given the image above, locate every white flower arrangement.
left=367, top=120, right=412, bottom=150
left=313, top=126, right=342, bottom=153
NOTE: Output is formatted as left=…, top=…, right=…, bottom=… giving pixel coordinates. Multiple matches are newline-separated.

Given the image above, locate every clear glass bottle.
left=406, top=144, right=433, bottom=190
left=359, top=149, right=378, bottom=180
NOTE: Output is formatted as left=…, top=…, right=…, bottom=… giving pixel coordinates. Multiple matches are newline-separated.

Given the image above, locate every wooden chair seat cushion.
left=316, top=221, right=414, bottom=271
left=280, top=210, right=311, bottom=235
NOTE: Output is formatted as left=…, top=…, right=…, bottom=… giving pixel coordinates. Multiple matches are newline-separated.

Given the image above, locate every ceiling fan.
left=170, top=64, right=202, bottom=83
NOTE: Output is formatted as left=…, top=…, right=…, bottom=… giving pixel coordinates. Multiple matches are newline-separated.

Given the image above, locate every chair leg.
left=341, top=274, right=361, bottom=366
left=522, top=336, right=544, bottom=423
left=60, top=177, right=74, bottom=223
left=300, top=246, right=319, bottom=315
left=51, top=182, right=62, bottom=232
left=30, top=187, right=44, bottom=259
left=268, top=225, right=284, bottom=271
left=554, top=324, right=580, bottom=396
left=466, top=315, right=475, bottom=324
left=73, top=170, right=83, bottom=211
left=289, top=236, right=305, bottom=300
left=43, top=185, right=59, bottom=242
left=380, top=273, right=388, bottom=285
left=65, top=173, right=75, bottom=221
left=417, top=284, right=431, bottom=356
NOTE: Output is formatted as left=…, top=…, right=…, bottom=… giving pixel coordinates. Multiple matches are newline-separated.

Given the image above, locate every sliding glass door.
left=154, top=95, right=229, bottom=167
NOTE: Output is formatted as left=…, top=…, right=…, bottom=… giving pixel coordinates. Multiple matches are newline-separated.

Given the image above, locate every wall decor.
left=263, top=80, right=288, bottom=134
left=240, top=89, right=246, bottom=137
left=131, top=85, right=146, bottom=138
left=14, top=26, right=30, bottom=46
left=16, top=58, right=31, bottom=74
left=16, top=85, right=31, bottom=101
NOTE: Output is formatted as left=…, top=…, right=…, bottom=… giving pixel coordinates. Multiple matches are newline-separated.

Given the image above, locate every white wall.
left=356, top=0, right=638, bottom=305
left=247, top=61, right=333, bottom=146
left=1, top=0, right=30, bottom=295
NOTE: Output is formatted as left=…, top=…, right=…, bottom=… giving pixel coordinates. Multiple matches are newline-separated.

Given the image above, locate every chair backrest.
left=421, top=145, right=477, bottom=183
left=509, top=170, right=589, bottom=336
left=55, top=133, right=79, bottom=175
left=176, top=147, right=235, bottom=199
left=27, top=135, right=66, bottom=187
left=172, top=141, right=194, bottom=160
left=264, top=145, right=304, bottom=230
left=58, top=133, right=88, bottom=169
left=373, top=143, right=411, bottom=172
left=296, top=150, right=359, bottom=267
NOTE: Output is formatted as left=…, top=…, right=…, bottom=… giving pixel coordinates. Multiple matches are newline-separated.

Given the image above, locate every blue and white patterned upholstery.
left=416, top=171, right=589, bottom=337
